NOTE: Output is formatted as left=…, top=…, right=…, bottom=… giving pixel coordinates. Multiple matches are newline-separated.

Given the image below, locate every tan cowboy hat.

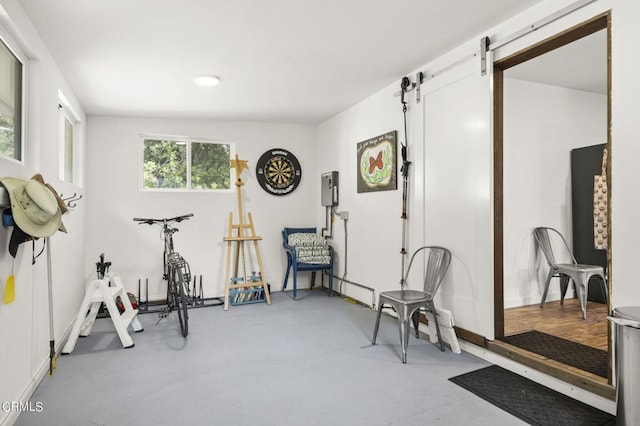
left=0, top=176, right=62, bottom=238
left=30, top=174, right=68, bottom=233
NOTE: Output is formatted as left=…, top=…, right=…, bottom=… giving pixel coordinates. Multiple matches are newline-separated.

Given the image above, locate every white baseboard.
left=1, top=322, right=74, bottom=426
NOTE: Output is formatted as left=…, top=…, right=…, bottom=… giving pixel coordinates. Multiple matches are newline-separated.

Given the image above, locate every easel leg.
left=224, top=213, right=233, bottom=311
left=249, top=213, right=270, bottom=304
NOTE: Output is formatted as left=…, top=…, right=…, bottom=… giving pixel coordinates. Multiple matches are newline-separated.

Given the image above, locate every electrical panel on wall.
left=321, top=171, right=339, bottom=206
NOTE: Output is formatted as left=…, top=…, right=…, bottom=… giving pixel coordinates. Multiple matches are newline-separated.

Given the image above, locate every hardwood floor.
left=504, top=298, right=609, bottom=351
left=497, top=298, right=614, bottom=400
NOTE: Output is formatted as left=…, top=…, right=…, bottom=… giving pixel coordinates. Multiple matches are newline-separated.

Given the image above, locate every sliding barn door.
left=422, top=55, right=494, bottom=340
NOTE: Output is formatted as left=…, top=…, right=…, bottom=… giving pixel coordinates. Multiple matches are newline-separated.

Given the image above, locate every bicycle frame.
left=134, top=214, right=193, bottom=336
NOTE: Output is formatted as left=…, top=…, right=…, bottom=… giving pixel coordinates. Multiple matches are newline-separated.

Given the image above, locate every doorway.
left=493, top=13, right=612, bottom=392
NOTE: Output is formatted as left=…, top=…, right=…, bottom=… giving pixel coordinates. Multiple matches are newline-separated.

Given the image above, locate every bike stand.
left=62, top=272, right=143, bottom=354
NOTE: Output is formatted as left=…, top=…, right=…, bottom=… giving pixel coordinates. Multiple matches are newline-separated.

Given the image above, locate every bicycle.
left=133, top=214, right=194, bottom=337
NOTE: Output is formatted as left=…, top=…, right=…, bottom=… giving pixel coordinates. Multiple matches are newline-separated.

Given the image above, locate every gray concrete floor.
left=16, top=289, right=525, bottom=425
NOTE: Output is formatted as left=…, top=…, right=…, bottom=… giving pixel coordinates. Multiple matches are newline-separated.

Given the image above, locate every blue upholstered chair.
left=282, top=227, right=334, bottom=299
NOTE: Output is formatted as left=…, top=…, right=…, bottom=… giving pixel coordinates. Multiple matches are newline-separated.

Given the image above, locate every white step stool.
left=62, top=272, right=143, bottom=354
left=425, top=308, right=461, bottom=354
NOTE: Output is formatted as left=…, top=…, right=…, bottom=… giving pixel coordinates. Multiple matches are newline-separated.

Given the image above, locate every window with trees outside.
left=142, top=137, right=232, bottom=190
left=0, top=34, right=23, bottom=162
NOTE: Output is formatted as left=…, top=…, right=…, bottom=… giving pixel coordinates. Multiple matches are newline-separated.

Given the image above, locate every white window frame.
left=0, top=24, right=26, bottom=164
left=139, top=134, right=234, bottom=192
left=58, top=91, right=82, bottom=185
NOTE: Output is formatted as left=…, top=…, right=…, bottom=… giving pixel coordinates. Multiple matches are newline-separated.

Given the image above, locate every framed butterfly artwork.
left=356, top=131, right=397, bottom=193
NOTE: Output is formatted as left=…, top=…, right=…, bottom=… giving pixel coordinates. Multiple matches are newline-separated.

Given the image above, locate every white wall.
left=316, top=86, right=407, bottom=307
left=0, top=1, right=86, bottom=425
left=503, top=78, right=607, bottom=308
left=5, top=0, right=640, bottom=422
left=611, top=0, right=640, bottom=308
left=315, top=0, right=631, bottom=321
left=85, top=117, right=318, bottom=300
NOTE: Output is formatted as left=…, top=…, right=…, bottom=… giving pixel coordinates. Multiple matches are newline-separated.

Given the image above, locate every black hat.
left=9, top=223, right=34, bottom=258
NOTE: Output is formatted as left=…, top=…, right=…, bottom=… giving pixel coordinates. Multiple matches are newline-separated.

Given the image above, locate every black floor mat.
left=449, top=365, right=615, bottom=425
left=500, top=330, right=607, bottom=378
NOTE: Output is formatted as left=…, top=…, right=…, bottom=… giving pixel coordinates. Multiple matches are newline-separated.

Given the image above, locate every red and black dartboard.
left=255, top=148, right=302, bottom=196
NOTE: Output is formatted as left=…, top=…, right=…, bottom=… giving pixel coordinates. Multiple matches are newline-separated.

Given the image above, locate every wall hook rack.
left=61, top=192, right=83, bottom=209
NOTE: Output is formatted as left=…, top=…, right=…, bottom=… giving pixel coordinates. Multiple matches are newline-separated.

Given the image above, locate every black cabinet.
left=570, top=143, right=607, bottom=303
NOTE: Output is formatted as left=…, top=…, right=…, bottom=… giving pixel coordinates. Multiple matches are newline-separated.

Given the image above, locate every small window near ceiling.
left=58, top=92, right=81, bottom=185
left=63, top=116, right=73, bottom=182
left=142, top=137, right=232, bottom=191
left=0, top=34, right=23, bottom=162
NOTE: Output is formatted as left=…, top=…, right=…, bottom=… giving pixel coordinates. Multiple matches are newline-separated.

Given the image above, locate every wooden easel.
left=223, top=155, right=271, bottom=310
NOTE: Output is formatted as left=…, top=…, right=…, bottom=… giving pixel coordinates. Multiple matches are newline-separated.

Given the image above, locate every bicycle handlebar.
left=133, top=213, right=194, bottom=225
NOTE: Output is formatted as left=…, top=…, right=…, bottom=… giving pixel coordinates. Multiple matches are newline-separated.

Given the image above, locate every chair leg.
left=372, top=303, right=384, bottom=345
left=599, top=276, right=608, bottom=303
left=429, top=302, right=445, bottom=352
left=399, top=317, right=411, bottom=364
left=559, top=275, right=570, bottom=305
left=540, top=269, right=555, bottom=307
left=578, top=273, right=607, bottom=320
left=574, top=279, right=587, bottom=319
left=411, top=309, right=420, bottom=338
left=282, top=256, right=292, bottom=291
left=292, top=265, right=298, bottom=299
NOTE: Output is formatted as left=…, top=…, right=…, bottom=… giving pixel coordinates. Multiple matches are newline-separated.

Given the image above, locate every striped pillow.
left=288, top=233, right=331, bottom=264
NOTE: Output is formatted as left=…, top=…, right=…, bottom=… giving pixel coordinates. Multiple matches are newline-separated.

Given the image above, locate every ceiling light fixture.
left=194, top=75, right=220, bottom=87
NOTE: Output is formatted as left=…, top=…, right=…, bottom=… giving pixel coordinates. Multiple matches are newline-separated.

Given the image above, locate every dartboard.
left=255, top=149, right=302, bottom=196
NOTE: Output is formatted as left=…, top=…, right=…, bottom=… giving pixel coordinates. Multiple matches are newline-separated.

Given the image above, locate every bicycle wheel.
left=174, top=268, right=189, bottom=337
